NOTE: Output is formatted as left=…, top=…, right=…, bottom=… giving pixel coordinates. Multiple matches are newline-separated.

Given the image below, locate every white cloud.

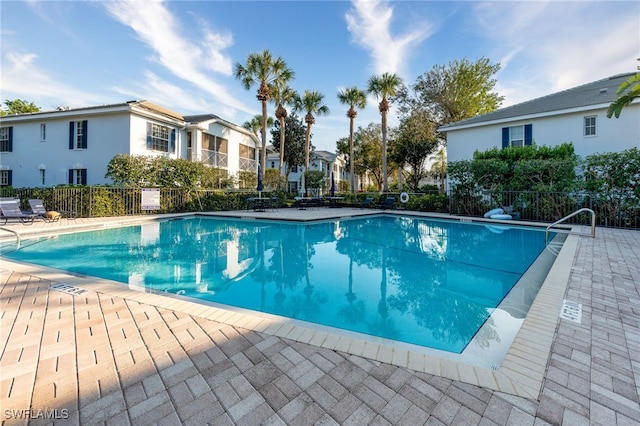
left=345, top=0, right=432, bottom=78
left=0, top=51, right=101, bottom=108
left=103, top=0, right=251, bottom=114
left=471, top=1, right=639, bottom=106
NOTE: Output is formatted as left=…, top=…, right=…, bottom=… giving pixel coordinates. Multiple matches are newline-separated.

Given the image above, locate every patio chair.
left=29, top=199, right=61, bottom=222
left=0, top=199, right=38, bottom=225
left=269, top=196, right=279, bottom=211
left=376, top=197, right=396, bottom=210
left=360, top=197, right=374, bottom=209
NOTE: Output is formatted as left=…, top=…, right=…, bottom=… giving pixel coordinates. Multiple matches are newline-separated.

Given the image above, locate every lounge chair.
left=29, top=199, right=61, bottom=222
left=0, top=199, right=38, bottom=225
left=360, top=197, right=374, bottom=209
left=376, top=197, right=396, bottom=210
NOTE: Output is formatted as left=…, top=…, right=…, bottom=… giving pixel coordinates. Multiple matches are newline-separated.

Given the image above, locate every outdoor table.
left=253, top=197, right=270, bottom=212
left=327, top=197, right=344, bottom=208
left=294, top=197, right=312, bottom=210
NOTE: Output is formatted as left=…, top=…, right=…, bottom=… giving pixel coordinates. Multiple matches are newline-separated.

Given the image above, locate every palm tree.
left=271, top=85, right=298, bottom=176
left=295, top=90, right=330, bottom=180
left=429, top=146, right=447, bottom=192
left=367, top=72, right=403, bottom=192
left=607, top=59, right=640, bottom=118
left=234, top=50, right=294, bottom=180
left=337, top=87, right=367, bottom=193
left=243, top=115, right=274, bottom=138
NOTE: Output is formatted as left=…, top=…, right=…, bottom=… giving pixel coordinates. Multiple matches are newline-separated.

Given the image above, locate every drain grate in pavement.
left=560, top=299, right=582, bottom=323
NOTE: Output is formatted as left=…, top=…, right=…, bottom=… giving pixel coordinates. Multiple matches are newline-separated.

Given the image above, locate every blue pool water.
left=3, top=215, right=554, bottom=354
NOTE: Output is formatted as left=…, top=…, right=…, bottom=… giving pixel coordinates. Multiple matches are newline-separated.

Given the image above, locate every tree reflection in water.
left=7, top=216, right=551, bottom=354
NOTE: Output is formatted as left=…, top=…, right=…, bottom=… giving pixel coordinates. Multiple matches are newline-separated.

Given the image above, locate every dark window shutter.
left=170, top=129, right=176, bottom=153
left=7, top=170, right=12, bottom=186
left=501, top=127, right=509, bottom=149
left=524, top=124, right=533, bottom=146
left=81, top=120, right=88, bottom=149
left=81, top=169, right=87, bottom=185
left=146, top=122, right=153, bottom=149
left=68, top=169, right=74, bottom=184
left=69, top=122, right=75, bottom=149
left=7, top=127, right=13, bottom=152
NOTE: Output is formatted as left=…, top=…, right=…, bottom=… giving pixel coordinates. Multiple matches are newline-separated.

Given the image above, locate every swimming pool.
left=2, top=215, right=557, bottom=360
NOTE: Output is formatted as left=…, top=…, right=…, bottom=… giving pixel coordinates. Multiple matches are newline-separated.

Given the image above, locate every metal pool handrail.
left=545, top=208, right=596, bottom=244
left=0, top=226, right=21, bottom=249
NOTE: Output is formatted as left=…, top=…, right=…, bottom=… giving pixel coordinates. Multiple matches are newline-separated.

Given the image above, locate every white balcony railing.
left=200, top=149, right=228, bottom=168
left=239, top=157, right=257, bottom=172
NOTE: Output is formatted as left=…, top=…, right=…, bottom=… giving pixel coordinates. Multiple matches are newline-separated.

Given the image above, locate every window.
left=203, top=134, right=228, bottom=153
left=239, top=144, right=255, bottom=159
left=40, top=124, right=46, bottom=141
left=0, top=127, right=13, bottom=152
left=502, top=124, right=532, bottom=148
left=0, top=170, right=12, bottom=186
left=40, top=169, right=46, bottom=186
left=68, top=169, right=87, bottom=185
left=146, top=122, right=175, bottom=153
left=584, top=116, right=597, bottom=136
left=68, top=120, right=88, bottom=149
left=510, top=126, right=524, bottom=147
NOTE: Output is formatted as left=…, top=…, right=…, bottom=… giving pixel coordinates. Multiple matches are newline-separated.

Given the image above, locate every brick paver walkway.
left=1, top=218, right=639, bottom=425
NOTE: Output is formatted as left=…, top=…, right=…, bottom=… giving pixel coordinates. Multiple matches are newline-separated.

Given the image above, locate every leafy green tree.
left=264, top=168, right=286, bottom=190
left=472, top=143, right=579, bottom=192
left=105, top=154, right=153, bottom=187
left=0, top=99, right=40, bottom=116
left=389, top=107, right=439, bottom=191
left=234, top=50, right=294, bottom=180
left=607, top=59, right=640, bottom=118
left=412, top=57, right=503, bottom=139
left=153, top=157, right=203, bottom=189
left=353, top=123, right=384, bottom=191
left=201, top=166, right=233, bottom=189
left=368, top=72, right=403, bottom=192
left=583, top=148, right=640, bottom=227
left=271, top=85, right=298, bottom=176
left=304, top=170, right=326, bottom=195
left=337, top=86, right=367, bottom=193
left=294, top=90, right=330, bottom=174
left=584, top=148, right=640, bottom=196
left=270, top=113, right=308, bottom=182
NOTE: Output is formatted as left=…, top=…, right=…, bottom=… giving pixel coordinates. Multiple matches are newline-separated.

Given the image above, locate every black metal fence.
left=1, top=187, right=638, bottom=230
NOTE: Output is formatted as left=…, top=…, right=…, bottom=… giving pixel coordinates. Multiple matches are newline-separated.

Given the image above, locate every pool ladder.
left=545, top=208, right=596, bottom=244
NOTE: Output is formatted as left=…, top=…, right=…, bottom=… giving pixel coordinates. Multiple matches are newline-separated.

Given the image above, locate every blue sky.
left=1, top=0, right=638, bottom=152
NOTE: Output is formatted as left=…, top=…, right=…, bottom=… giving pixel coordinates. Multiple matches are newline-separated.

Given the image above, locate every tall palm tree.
left=367, top=72, right=402, bottom=192
left=271, top=85, right=298, bottom=176
left=234, top=50, right=294, bottom=180
left=337, top=87, right=367, bottom=193
left=294, top=90, right=330, bottom=175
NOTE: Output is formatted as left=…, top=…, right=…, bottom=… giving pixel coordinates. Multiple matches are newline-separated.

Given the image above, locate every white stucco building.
left=439, top=73, right=640, bottom=162
left=0, top=101, right=260, bottom=187
left=266, top=149, right=349, bottom=195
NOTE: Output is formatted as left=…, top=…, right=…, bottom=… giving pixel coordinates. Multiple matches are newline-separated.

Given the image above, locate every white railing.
left=200, top=149, right=228, bottom=168
left=239, top=157, right=257, bottom=172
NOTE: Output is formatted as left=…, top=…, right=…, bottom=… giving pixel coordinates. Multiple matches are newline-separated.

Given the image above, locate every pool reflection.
left=4, top=216, right=552, bottom=354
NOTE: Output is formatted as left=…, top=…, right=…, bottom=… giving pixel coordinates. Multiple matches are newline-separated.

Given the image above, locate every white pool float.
left=484, top=208, right=504, bottom=218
